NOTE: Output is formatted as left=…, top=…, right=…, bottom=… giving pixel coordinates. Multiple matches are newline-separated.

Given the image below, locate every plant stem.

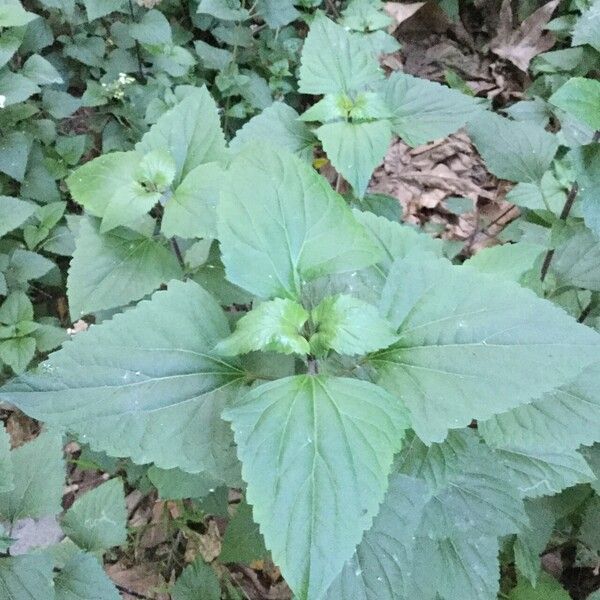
left=325, top=0, right=340, bottom=18
left=171, top=238, right=185, bottom=270
left=540, top=181, right=579, bottom=282
left=128, top=0, right=146, bottom=83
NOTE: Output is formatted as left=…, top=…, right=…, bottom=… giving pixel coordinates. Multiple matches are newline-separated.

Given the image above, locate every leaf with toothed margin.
left=224, top=375, right=410, bottom=600
left=371, top=255, right=600, bottom=443
left=0, top=280, right=244, bottom=484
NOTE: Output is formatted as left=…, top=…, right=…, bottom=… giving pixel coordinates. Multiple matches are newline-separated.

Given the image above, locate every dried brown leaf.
left=490, top=0, right=559, bottom=71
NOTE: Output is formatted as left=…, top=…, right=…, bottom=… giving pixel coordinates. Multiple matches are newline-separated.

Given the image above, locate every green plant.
left=1, top=0, right=600, bottom=598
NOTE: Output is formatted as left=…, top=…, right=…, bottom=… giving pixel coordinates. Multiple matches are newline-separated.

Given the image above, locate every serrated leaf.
left=298, top=13, right=382, bottom=95
left=572, top=0, right=600, bottom=51
left=325, top=474, right=429, bottom=600
left=66, top=151, right=141, bottom=219
left=0, top=554, right=55, bottom=600
left=316, top=119, right=392, bottom=198
left=0, top=430, right=64, bottom=522
left=1, top=280, right=243, bottom=480
left=508, top=573, right=570, bottom=600
left=172, top=557, right=221, bottom=600
left=382, top=72, right=481, bottom=147
left=0, top=131, right=32, bottom=182
left=230, top=102, right=315, bottom=162
left=224, top=375, right=410, bottom=599
left=514, top=500, right=555, bottom=585
left=136, top=86, right=227, bottom=186
left=0, top=423, right=13, bottom=494
left=372, top=255, right=600, bottom=442
left=0, top=197, right=35, bottom=238
left=217, top=144, right=381, bottom=300
left=21, top=54, right=63, bottom=85
left=492, top=445, right=594, bottom=498
left=310, top=294, right=397, bottom=356
left=147, top=466, right=220, bottom=500
left=572, top=144, right=600, bottom=238
left=129, top=9, right=171, bottom=45
left=0, top=337, right=36, bottom=374
left=82, top=0, right=125, bottom=20
left=464, top=242, right=544, bottom=282
left=5, top=249, right=55, bottom=286
left=256, top=0, right=298, bottom=27
left=480, top=363, right=600, bottom=452
left=412, top=534, right=500, bottom=600
left=505, top=171, right=567, bottom=213
left=549, top=77, right=600, bottom=130
left=216, top=298, right=309, bottom=356
left=551, top=224, right=600, bottom=291
left=197, top=0, right=249, bottom=20
left=161, top=162, right=224, bottom=239
left=61, top=479, right=126, bottom=552
left=67, top=218, right=182, bottom=318
left=467, top=111, right=558, bottom=183
left=220, top=500, right=268, bottom=564
left=54, top=552, right=120, bottom=600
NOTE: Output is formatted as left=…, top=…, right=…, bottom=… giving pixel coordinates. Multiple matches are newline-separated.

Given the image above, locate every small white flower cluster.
left=101, top=72, right=136, bottom=100
left=136, top=0, right=162, bottom=7
left=0, top=94, right=6, bottom=109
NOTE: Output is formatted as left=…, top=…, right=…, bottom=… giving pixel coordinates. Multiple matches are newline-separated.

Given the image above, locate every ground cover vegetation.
left=0, top=0, right=599, bottom=598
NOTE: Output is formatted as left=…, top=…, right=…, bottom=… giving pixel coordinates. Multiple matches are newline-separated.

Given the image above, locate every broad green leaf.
left=0, top=71, right=39, bottom=105
left=506, top=171, right=567, bottom=213
left=21, top=54, right=63, bottom=85
left=508, top=573, right=570, bottom=600
left=0, top=291, right=33, bottom=324
left=298, top=13, right=382, bottom=95
left=492, top=445, right=594, bottom=498
left=0, top=430, right=64, bottom=522
left=256, top=0, right=298, bottom=27
left=136, top=86, right=227, bottom=186
left=467, top=111, right=558, bottom=183
left=61, top=479, right=126, bottom=552
left=82, top=0, right=125, bottom=20
left=0, top=29, right=23, bottom=69
left=310, top=294, right=397, bottom=356
left=481, top=363, right=600, bottom=452
left=572, top=0, right=600, bottom=52
left=217, top=144, right=381, bottom=300
left=67, top=218, right=182, bottom=318
left=224, top=375, right=410, bottom=599
left=464, top=242, right=544, bottom=282
left=220, top=500, right=268, bottom=564
left=194, top=39, right=232, bottom=70
left=549, top=77, right=600, bottom=130
left=372, top=255, right=600, bottom=442
left=66, top=151, right=141, bottom=218
left=411, top=534, right=500, bottom=600
left=0, top=555, right=55, bottom=600
left=161, top=162, right=224, bottom=239
left=355, top=209, right=444, bottom=274
left=147, top=466, right=221, bottom=500
left=230, top=102, right=316, bottom=163
left=341, top=0, right=392, bottom=31
left=325, top=474, right=429, bottom=600
left=0, top=0, right=36, bottom=26
left=382, top=72, right=481, bottom=147
left=551, top=224, right=600, bottom=291
left=316, top=119, right=392, bottom=198
left=0, top=131, right=31, bottom=182
left=54, top=552, right=120, bottom=600
left=172, top=557, right=221, bottom=600
left=572, top=144, right=600, bottom=238
left=4, top=249, right=55, bottom=287
left=0, top=423, right=13, bottom=494
left=197, top=0, right=249, bottom=20
left=0, top=337, right=36, bottom=374
left=216, top=298, right=310, bottom=356
left=397, top=431, right=528, bottom=539
left=1, top=280, right=244, bottom=479
left=99, top=181, right=161, bottom=234
left=514, top=500, right=555, bottom=585
left=129, top=9, right=172, bottom=45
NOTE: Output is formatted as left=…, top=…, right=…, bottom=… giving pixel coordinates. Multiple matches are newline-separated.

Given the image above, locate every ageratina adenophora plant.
left=1, top=1, right=600, bottom=599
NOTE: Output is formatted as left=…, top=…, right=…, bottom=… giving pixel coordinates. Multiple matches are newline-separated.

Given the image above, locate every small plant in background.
left=0, top=0, right=599, bottom=598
